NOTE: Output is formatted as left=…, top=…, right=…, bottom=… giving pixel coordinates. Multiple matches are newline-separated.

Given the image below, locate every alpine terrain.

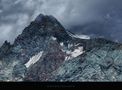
left=0, top=14, right=122, bottom=82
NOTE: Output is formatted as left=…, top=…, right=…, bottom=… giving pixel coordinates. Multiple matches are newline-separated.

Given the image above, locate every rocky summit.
left=0, top=14, right=122, bottom=82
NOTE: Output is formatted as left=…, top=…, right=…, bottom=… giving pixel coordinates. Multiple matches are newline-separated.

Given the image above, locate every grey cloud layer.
left=0, top=0, right=122, bottom=45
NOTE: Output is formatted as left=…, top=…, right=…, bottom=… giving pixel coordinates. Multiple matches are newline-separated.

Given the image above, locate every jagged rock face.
left=0, top=14, right=83, bottom=81
left=0, top=41, right=12, bottom=58
left=12, top=14, right=78, bottom=65
left=15, top=14, right=70, bottom=44
left=50, top=44, right=122, bottom=81
left=24, top=39, right=66, bottom=81
left=13, top=14, right=70, bottom=64
left=0, top=14, right=122, bottom=82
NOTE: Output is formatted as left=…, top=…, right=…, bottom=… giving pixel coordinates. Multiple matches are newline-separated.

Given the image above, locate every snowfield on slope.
left=25, top=51, right=43, bottom=68
left=67, top=31, right=90, bottom=40
left=75, top=35, right=90, bottom=40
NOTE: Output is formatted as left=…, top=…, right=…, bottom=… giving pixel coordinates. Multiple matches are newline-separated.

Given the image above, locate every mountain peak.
left=0, top=40, right=12, bottom=58
left=35, top=14, right=45, bottom=23
left=34, top=14, right=58, bottom=24
left=15, top=14, right=71, bottom=44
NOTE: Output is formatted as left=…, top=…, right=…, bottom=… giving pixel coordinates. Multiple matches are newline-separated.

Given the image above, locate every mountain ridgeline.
left=0, top=14, right=122, bottom=81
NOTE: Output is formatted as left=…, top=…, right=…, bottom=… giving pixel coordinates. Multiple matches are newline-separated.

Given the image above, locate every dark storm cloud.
left=0, top=0, right=37, bottom=45
left=70, top=0, right=122, bottom=42
left=0, top=0, right=122, bottom=46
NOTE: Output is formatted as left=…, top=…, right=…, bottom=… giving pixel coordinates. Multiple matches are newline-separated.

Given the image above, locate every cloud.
left=0, top=0, right=122, bottom=46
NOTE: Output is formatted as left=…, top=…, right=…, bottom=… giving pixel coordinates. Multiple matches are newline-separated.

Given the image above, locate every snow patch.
left=65, top=56, right=71, bottom=61
left=51, top=36, right=57, bottom=41
left=25, top=51, right=43, bottom=68
left=67, top=31, right=90, bottom=40
left=75, top=35, right=90, bottom=40
left=60, top=42, right=64, bottom=47
left=71, top=47, right=84, bottom=57
left=64, top=46, right=84, bottom=61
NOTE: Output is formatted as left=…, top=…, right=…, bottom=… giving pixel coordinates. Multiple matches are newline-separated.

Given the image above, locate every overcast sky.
left=0, top=0, right=122, bottom=45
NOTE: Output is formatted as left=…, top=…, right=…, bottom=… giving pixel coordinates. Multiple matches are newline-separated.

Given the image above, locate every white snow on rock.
left=64, top=46, right=84, bottom=61
left=68, top=44, right=73, bottom=48
left=65, top=56, right=71, bottom=61
left=75, top=35, right=90, bottom=40
left=60, top=42, right=64, bottom=47
left=71, top=47, right=84, bottom=57
left=67, top=31, right=90, bottom=40
left=25, top=51, right=43, bottom=68
left=51, top=36, right=57, bottom=41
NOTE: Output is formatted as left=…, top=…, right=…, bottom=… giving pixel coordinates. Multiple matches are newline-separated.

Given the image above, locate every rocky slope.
left=0, top=14, right=122, bottom=82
